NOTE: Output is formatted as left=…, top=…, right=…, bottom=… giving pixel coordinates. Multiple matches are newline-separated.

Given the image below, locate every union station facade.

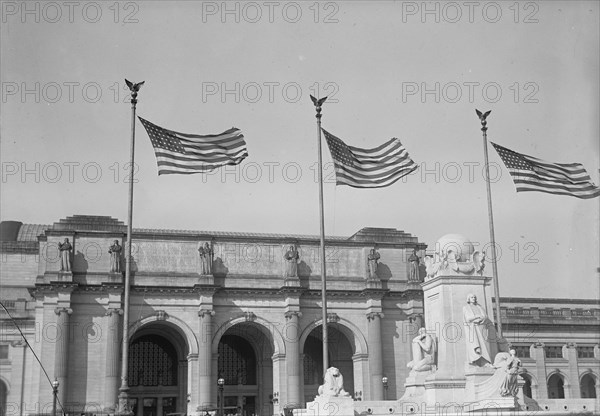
left=0, top=216, right=598, bottom=416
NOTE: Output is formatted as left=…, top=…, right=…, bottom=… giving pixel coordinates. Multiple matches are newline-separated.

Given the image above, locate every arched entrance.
left=580, top=374, right=597, bottom=398
left=547, top=373, right=565, bottom=399
left=520, top=374, right=532, bottom=398
left=217, top=323, right=275, bottom=416
left=302, top=325, right=354, bottom=403
left=128, top=323, right=189, bottom=416
left=0, top=379, right=7, bottom=416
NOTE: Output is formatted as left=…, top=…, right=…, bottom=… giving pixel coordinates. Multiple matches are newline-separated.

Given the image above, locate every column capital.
left=565, top=342, right=577, bottom=349
left=285, top=311, right=302, bottom=320
left=198, top=308, right=215, bottom=318
left=54, top=307, right=73, bottom=316
left=106, top=308, right=123, bottom=317
left=534, top=341, right=545, bottom=349
left=366, top=312, right=384, bottom=321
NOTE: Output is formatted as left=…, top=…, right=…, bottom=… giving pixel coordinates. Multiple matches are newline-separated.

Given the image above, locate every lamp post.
left=218, top=378, right=225, bottom=416
left=382, top=376, right=388, bottom=400
left=51, top=379, right=59, bottom=416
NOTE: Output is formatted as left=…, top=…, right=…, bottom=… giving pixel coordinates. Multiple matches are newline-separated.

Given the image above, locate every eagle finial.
left=310, top=95, right=327, bottom=107
left=475, top=109, right=491, bottom=131
left=310, top=95, right=328, bottom=120
left=125, top=79, right=145, bottom=93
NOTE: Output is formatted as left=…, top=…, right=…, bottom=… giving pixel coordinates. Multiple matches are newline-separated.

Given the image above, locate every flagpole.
left=476, top=109, right=503, bottom=338
left=118, top=80, right=144, bottom=414
left=312, top=96, right=329, bottom=376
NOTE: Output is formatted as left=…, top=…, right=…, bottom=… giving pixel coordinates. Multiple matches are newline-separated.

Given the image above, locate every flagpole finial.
left=475, top=109, right=491, bottom=132
left=125, top=79, right=145, bottom=105
left=311, top=95, right=328, bottom=120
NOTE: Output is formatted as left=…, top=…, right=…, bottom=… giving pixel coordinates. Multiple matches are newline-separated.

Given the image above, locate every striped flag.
left=138, top=117, right=248, bottom=175
left=492, top=142, right=600, bottom=199
left=322, top=129, right=418, bottom=188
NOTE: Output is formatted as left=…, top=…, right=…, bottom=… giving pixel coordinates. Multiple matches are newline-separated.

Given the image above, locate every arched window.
left=0, top=380, right=7, bottom=416
left=302, top=325, right=355, bottom=399
left=128, top=335, right=178, bottom=386
left=218, top=335, right=257, bottom=385
left=547, top=374, right=565, bottom=399
left=303, top=334, right=327, bottom=385
left=520, top=374, right=532, bottom=398
left=580, top=374, right=597, bottom=398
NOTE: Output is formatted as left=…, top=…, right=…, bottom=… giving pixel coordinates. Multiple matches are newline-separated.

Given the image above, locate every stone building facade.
left=497, top=297, right=600, bottom=404
left=0, top=215, right=598, bottom=416
left=0, top=216, right=426, bottom=416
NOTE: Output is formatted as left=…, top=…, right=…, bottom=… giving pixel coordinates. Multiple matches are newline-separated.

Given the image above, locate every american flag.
left=492, top=142, right=600, bottom=199
left=322, top=129, right=418, bottom=188
left=138, top=117, right=248, bottom=175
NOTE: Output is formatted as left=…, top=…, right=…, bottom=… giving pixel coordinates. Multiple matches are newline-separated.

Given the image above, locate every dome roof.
left=436, top=233, right=474, bottom=262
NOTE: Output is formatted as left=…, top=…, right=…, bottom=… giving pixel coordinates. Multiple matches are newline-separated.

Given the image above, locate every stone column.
left=198, top=308, right=215, bottom=410
left=104, top=308, right=123, bottom=410
left=532, top=342, right=548, bottom=399
left=564, top=343, right=580, bottom=398
left=188, top=353, right=199, bottom=415
left=54, top=307, right=72, bottom=407
left=285, top=311, right=302, bottom=409
left=366, top=312, right=384, bottom=400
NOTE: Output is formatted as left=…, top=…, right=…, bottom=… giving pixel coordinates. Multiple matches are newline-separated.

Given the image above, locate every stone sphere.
left=436, top=233, right=474, bottom=262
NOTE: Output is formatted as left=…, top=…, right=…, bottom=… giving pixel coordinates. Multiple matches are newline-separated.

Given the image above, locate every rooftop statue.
left=407, top=248, right=421, bottom=282
left=198, top=242, right=213, bottom=275
left=108, top=240, right=122, bottom=273
left=283, top=244, right=299, bottom=278
left=58, top=238, right=72, bottom=272
left=367, top=247, right=380, bottom=279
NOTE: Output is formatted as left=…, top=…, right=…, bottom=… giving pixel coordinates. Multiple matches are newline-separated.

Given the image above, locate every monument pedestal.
left=464, top=366, right=495, bottom=401
left=365, top=278, right=382, bottom=289
left=106, top=272, right=122, bottom=283
left=400, top=372, right=429, bottom=402
left=296, top=396, right=354, bottom=416
left=466, top=397, right=518, bottom=412
left=395, top=234, right=518, bottom=413
left=423, top=374, right=466, bottom=405
left=57, top=271, right=73, bottom=282
left=283, top=277, right=301, bottom=287
left=418, top=275, right=497, bottom=407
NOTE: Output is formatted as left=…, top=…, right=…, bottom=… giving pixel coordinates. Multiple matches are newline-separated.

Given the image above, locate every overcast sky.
left=1, top=1, right=598, bottom=300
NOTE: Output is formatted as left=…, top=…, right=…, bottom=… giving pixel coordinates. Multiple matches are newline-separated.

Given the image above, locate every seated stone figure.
left=476, top=349, right=522, bottom=399
left=407, top=327, right=437, bottom=373
left=318, top=367, right=351, bottom=398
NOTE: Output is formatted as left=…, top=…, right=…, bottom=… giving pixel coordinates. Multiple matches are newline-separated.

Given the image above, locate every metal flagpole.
left=118, top=79, right=144, bottom=414
left=476, top=109, right=503, bottom=338
left=311, top=95, right=329, bottom=376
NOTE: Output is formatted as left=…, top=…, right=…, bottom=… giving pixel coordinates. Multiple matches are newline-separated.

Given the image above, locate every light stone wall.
left=0, top=252, right=39, bottom=285
left=2, top=225, right=422, bottom=413
left=29, top=234, right=416, bottom=282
